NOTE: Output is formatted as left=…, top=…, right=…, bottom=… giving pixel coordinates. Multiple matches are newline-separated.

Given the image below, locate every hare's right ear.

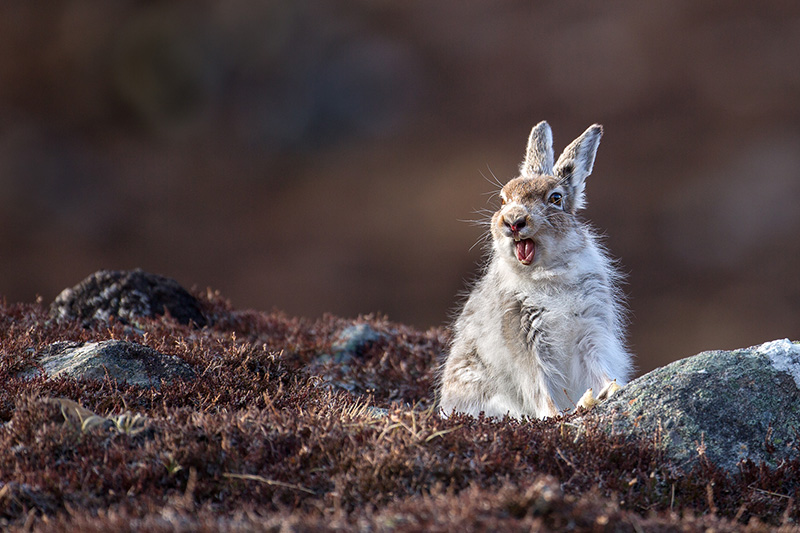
left=520, top=121, right=554, bottom=176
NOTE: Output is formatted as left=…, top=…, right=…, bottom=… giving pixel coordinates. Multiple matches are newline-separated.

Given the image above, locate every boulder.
left=592, top=339, right=800, bottom=472
left=26, top=340, right=196, bottom=388
left=50, top=269, right=207, bottom=327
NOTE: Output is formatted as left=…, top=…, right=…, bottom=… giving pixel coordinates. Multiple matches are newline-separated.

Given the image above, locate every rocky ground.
left=0, top=270, right=799, bottom=531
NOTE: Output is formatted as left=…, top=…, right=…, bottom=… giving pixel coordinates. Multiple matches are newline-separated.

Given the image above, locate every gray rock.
left=308, top=324, right=387, bottom=393
left=330, top=324, right=386, bottom=362
left=26, top=340, right=196, bottom=388
left=50, top=269, right=207, bottom=327
left=592, top=339, right=800, bottom=472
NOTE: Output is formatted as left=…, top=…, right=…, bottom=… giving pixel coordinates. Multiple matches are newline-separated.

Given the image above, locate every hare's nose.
left=505, top=216, right=526, bottom=233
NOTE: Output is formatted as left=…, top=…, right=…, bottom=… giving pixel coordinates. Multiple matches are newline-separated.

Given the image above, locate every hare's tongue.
left=515, top=239, right=535, bottom=265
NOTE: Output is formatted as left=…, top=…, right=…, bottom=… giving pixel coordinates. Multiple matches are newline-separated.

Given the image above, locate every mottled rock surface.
left=330, top=323, right=387, bottom=362
left=592, top=339, right=800, bottom=472
left=27, top=340, right=196, bottom=388
left=50, top=269, right=207, bottom=327
left=310, top=323, right=389, bottom=393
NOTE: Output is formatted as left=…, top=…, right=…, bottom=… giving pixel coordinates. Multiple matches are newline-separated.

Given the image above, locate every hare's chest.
left=525, top=289, right=577, bottom=324
left=502, top=292, right=586, bottom=359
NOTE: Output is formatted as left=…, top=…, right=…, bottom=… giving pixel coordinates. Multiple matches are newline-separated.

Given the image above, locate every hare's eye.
left=500, top=197, right=506, bottom=206
left=548, top=192, right=563, bottom=207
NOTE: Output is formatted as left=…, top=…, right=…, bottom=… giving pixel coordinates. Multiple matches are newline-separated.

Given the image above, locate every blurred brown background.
left=1, top=1, right=799, bottom=374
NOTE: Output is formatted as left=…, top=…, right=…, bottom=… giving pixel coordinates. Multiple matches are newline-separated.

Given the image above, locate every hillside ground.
left=0, top=291, right=798, bottom=531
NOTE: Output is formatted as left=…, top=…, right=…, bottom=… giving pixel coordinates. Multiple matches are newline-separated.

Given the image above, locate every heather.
left=0, top=292, right=798, bottom=531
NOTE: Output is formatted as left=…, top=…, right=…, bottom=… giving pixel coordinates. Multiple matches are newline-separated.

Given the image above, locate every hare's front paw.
left=576, top=380, right=621, bottom=410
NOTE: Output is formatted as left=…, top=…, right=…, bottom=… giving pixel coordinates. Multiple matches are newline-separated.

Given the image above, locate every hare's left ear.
left=554, top=124, right=603, bottom=211
left=521, top=121, right=554, bottom=176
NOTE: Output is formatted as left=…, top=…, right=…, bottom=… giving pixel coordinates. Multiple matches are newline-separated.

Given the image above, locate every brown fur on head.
left=493, top=175, right=574, bottom=233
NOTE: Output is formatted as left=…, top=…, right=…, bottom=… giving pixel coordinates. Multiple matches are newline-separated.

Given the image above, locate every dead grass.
left=0, top=293, right=798, bottom=531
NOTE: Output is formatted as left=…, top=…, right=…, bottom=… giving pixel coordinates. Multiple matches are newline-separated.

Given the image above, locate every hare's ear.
left=553, top=124, right=603, bottom=211
left=520, top=121, right=554, bottom=176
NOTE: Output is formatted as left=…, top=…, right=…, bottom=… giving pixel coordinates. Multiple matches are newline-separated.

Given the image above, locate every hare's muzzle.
left=497, top=209, right=536, bottom=265
left=501, top=211, right=528, bottom=237
left=508, top=218, right=526, bottom=233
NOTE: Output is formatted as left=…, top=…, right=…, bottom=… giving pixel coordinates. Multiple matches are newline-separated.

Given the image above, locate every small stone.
left=26, top=340, right=196, bottom=389
left=330, top=324, right=386, bottom=362
left=307, top=323, right=388, bottom=394
left=50, top=269, right=207, bottom=327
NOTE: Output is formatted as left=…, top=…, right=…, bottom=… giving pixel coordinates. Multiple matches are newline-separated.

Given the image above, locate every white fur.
left=439, top=122, right=632, bottom=419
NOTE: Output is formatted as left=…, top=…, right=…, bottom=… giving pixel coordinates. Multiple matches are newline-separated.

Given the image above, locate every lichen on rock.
left=24, top=340, right=196, bottom=389
left=591, top=339, right=800, bottom=472
left=49, top=269, right=207, bottom=327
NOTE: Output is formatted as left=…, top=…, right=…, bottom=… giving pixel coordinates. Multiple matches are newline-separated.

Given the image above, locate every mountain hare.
left=439, top=121, right=632, bottom=419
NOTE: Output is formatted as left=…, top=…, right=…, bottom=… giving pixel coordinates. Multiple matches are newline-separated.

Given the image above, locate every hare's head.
left=491, top=121, right=603, bottom=269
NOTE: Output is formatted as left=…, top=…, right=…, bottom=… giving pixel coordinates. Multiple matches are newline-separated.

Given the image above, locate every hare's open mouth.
left=514, top=238, right=535, bottom=265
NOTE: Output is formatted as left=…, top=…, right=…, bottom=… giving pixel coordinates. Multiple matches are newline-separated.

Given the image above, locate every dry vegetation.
left=0, top=291, right=799, bottom=532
